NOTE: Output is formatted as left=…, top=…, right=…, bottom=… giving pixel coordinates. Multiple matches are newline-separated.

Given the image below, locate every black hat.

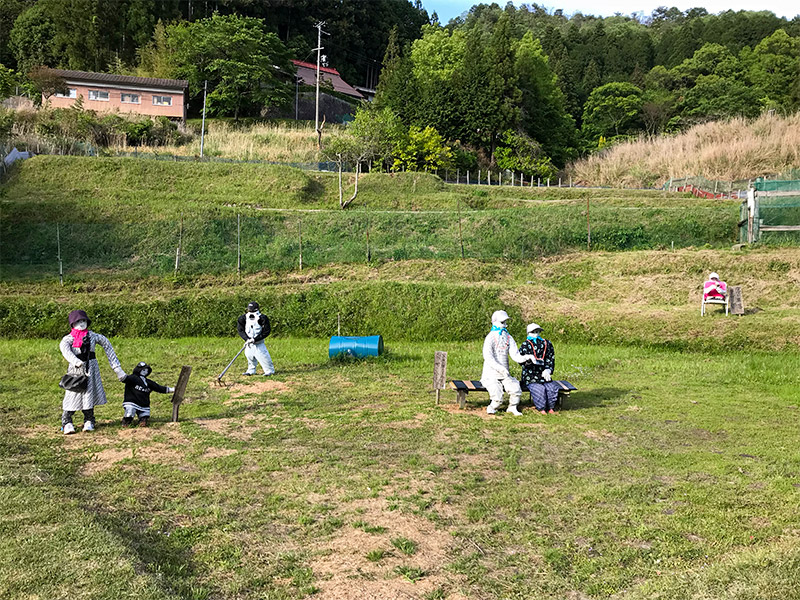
left=247, top=301, right=259, bottom=312
left=133, top=362, right=151, bottom=376
left=68, top=309, right=91, bottom=327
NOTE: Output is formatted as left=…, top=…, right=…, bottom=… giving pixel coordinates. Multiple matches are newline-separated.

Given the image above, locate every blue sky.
left=422, top=0, right=799, bottom=22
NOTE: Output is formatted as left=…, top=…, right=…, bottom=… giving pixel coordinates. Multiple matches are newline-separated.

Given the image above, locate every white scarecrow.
left=480, top=310, right=533, bottom=416
left=236, top=301, right=275, bottom=376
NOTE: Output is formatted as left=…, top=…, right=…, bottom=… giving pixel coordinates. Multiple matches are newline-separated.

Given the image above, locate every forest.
left=1, top=0, right=799, bottom=174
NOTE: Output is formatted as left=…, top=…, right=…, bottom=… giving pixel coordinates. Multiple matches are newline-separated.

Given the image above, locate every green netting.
left=753, top=179, right=800, bottom=241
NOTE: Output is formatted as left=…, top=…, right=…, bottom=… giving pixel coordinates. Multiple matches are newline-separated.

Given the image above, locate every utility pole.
left=200, top=80, right=208, bottom=158
left=314, top=21, right=327, bottom=149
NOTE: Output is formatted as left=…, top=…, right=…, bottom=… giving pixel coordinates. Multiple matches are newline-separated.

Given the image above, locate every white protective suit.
left=242, top=310, right=275, bottom=376
left=480, top=311, right=528, bottom=414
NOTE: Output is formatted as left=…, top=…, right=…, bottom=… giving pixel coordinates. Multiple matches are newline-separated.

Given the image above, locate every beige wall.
left=47, top=83, right=186, bottom=119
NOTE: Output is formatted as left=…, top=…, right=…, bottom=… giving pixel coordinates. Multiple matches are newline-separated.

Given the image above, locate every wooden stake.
left=171, top=366, right=192, bottom=422
left=298, top=218, right=303, bottom=271
left=56, top=223, right=63, bottom=286
left=586, top=194, right=591, bottom=250
left=457, top=199, right=465, bottom=259
left=174, top=213, right=183, bottom=276
left=236, top=213, right=241, bottom=275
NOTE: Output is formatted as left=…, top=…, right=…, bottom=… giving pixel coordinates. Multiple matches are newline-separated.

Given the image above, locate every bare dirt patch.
left=219, top=377, right=292, bottom=405
left=193, top=415, right=275, bottom=440
left=311, top=497, right=463, bottom=600
left=81, top=442, right=183, bottom=476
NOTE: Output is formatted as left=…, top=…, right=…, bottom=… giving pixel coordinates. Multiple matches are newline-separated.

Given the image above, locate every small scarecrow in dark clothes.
left=119, top=362, right=174, bottom=427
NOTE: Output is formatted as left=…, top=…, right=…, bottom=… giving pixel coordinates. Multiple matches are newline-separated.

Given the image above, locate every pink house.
left=44, top=69, right=189, bottom=121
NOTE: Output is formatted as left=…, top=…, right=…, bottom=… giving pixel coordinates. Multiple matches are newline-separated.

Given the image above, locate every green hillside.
left=1, top=156, right=739, bottom=278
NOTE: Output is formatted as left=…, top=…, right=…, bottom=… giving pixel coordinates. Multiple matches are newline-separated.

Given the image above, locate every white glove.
left=526, top=355, right=538, bottom=363
left=74, top=359, right=85, bottom=368
left=115, top=368, right=127, bottom=381
left=542, top=369, right=552, bottom=382
left=245, top=338, right=255, bottom=347
left=167, top=386, right=175, bottom=393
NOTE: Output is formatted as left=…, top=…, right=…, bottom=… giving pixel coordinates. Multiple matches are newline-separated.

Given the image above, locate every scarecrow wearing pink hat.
left=703, top=272, right=727, bottom=300
left=58, top=309, right=125, bottom=434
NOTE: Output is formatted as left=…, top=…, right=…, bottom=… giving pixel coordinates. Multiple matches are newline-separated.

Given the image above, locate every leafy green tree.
left=0, top=63, right=17, bottom=99
left=347, top=105, right=404, bottom=171
left=493, top=130, right=556, bottom=179
left=374, top=27, right=420, bottom=125
left=514, top=32, right=577, bottom=166
left=166, top=14, right=293, bottom=120
left=679, top=74, right=762, bottom=120
left=0, top=0, right=29, bottom=68
left=748, top=29, right=800, bottom=110
left=393, top=125, right=453, bottom=172
left=9, top=2, right=57, bottom=74
left=455, top=13, right=520, bottom=159
left=582, top=82, right=643, bottom=140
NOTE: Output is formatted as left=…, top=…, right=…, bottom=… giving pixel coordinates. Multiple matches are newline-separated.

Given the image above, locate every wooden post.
left=366, top=219, right=371, bottom=263
left=730, top=286, right=745, bottom=315
left=586, top=194, right=591, bottom=250
left=171, top=366, right=192, bottom=422
left=174, top=213, right=183, bottom=276
left=236, top=213, right=241, bottom=275
left=499, top=171, right=502, bottom=186
left=56, top=223, right=63, bottom=286
left=433, top=351, right=447, bottom=405
left=467, top=170, right=470, bottom=185
left=298, top=218, right=303, bottom=271
left=457, top=199, right=465, bottom=259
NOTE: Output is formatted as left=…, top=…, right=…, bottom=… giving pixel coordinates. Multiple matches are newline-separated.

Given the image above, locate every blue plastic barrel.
left=328, top=335, right=384, bottom=359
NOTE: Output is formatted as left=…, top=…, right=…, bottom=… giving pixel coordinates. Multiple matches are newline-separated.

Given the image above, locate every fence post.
left=547, top=178, right=550, bottom=187
left=488, top=171, right=491, bottom=186
left=298, top=217, right=303, bottom=271
left=174, top=213, right=183, bottom=276
left=366, top=218, right=371, bottom=263
left=236, top=213, right=241, bottom=275
left=586, top=194, right=591, bottom=250
left=56, top=223, right=63, bottom=286
left=457, top=199, right=465, bottom=259
left=478, top=169, right=481, bottom=185
left=499, top=171, right=502, bottom=186
left=467, top=170, right=470, bottom=185
left=457, top=169, right=460, bottom=184
left=537, top=178, right=540, bottom=187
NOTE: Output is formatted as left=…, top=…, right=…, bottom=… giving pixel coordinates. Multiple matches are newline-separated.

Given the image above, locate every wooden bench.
left=449, top=379, right=577, bottom=410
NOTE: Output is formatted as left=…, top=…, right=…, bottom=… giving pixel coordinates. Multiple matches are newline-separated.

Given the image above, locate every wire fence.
left=2, top=206, right=739, bottom=281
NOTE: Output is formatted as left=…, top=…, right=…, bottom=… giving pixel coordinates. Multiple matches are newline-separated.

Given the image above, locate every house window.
left=88, top=89, right=109, bottom=101
left=54, top=88, right=77, bottom=99
left=152, top=95, right=173, bottom=106
left=121, top=92, right=140, bottom=104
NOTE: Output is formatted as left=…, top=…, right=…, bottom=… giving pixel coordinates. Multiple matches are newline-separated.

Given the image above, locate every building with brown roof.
left=44, top=69, right=189, bottom=121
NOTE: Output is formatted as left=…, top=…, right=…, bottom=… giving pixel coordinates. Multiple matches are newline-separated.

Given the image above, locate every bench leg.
left=457, top=390, right=467, bottom=410
left=556, top=391, right=569, bottom=411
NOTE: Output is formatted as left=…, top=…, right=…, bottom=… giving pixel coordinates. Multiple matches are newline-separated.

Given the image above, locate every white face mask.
left=74, top=320, right=88, bottom=331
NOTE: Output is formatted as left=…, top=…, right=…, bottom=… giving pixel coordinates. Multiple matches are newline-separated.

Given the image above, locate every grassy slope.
left=1, top=156, right=739, bottom=276
left=2, top=337, right=800, bottom=599
left=2, top=248, right=799, bottom=352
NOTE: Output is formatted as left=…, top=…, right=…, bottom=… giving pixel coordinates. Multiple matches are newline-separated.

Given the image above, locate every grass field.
left=2, top=336, right=800, bottom=600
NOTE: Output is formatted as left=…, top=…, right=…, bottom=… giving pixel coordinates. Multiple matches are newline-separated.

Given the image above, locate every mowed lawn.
left=2, top=337, right=800, bottom=600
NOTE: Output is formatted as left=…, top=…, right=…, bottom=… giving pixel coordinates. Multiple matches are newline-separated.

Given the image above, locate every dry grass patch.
left=311, top=497, right=462, bottom=600
left=193, top=414, right=276, bottom=440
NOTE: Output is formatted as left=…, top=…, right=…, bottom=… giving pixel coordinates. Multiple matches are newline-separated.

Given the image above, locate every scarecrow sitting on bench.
left=518, top=322, right=560, bottom=415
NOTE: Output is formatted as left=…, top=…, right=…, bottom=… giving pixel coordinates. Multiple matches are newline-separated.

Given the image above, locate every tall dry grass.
left=118, top=121, right=332, bottom=162
left=570, top=112, right=800, bottom=188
